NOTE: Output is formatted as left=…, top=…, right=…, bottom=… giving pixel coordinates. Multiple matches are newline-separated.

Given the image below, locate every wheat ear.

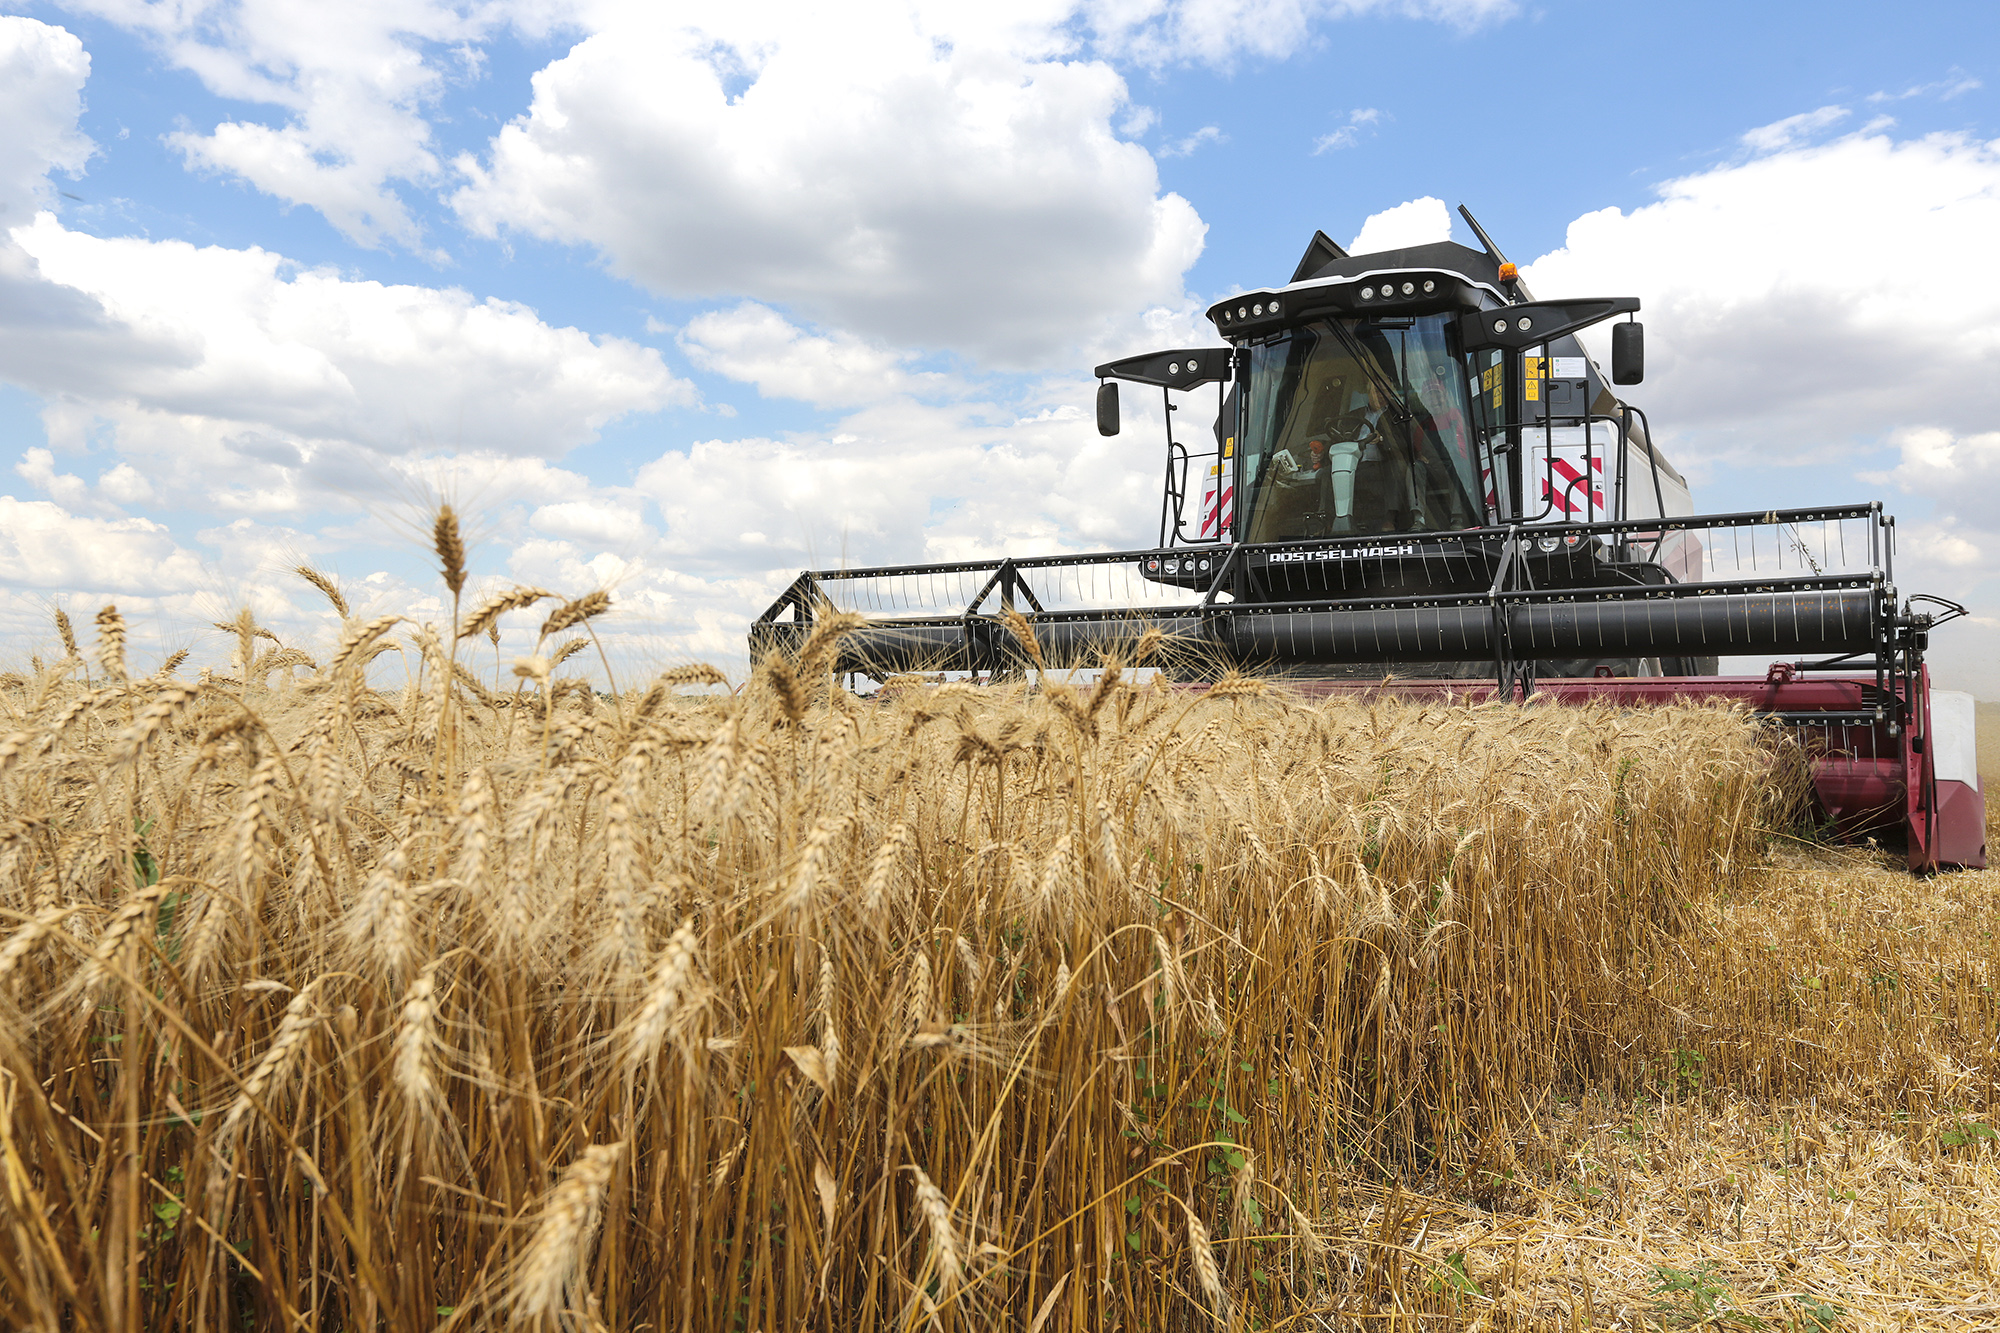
left=512, top=1142, right=625, bottom=1319
left=905, top=1164, right=963, bottom=1292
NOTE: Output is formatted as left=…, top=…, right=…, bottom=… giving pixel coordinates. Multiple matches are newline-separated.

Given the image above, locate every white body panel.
left=1930, top=690, right=1982, bottom=789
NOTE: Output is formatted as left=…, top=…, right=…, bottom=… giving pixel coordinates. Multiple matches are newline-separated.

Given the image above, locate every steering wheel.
left=1326, top=411, right=1375, bottom=442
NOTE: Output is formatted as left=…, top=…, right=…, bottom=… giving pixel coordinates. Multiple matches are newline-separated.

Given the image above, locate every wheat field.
left=0, top=514, right=1994, bottom=1331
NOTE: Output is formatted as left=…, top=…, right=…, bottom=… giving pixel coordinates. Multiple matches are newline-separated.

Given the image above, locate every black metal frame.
left=751, top=503, right=1918, bottom=701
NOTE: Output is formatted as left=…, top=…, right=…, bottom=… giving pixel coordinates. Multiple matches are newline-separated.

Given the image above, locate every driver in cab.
left=1261, top=376, right=1408, bottom=539
left=1287, top=377, right=1393, bottom=536
left=1262, top=376, right=1345, bottom=536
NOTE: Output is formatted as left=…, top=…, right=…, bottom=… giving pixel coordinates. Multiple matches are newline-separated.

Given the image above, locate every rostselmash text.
left=1264, top=543, right=1427, bottom=564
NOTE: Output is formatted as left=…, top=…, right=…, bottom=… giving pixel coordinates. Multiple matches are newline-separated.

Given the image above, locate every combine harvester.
left=752, top=208, right=1985, bottom=871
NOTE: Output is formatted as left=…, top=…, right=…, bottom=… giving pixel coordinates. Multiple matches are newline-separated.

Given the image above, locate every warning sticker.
left=1553, top=356, right=1586, bottom=379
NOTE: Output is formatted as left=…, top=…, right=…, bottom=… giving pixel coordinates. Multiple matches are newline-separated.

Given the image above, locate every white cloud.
left=45, top=0, right=1523, bottom=263
left=1119, top=104, right=1159, bottom=135
left=0, top=18, right=93, bottom=225
left=632, top=379, right=1168, bottom=580
left=1312, top=105, right=1381, bottom=154
left=1085, top=0, right=1515, bottom=68
left=1868, top=69, right=1982, bottom=104
left=530, top=499, right=648, bottom=549
left=98, top=461, right=154, bottom=504
left=1739, top=104, right=1849, bottom=155
left=1346, top=195, right=1450, bottom=253
left=2, top=216, right=692, bottom=512
left=1, top=19, right=694, bottom=522
left=1879, top=427, right=2000, bottom=552
left=679, top=303, right=932, bottom=408
left=59, top=0, right=541, bottom=248
left=451, top=7, right=1207, bottom=366
left=0, top=495, right=209, bottom=594
left=1159, top=124, right=1225, bottom=157
left=15, top=447, right=91, bottom=511
left=1522, top=127, right=2000, bottom=464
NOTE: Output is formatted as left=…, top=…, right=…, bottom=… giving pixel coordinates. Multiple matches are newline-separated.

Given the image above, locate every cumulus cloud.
left=0, top=495, right=209, bottom=594
left=0, top=11, right=695, bottom=578
left=58, top=0, right=542, bottom=247
left=53, top=0, right=1518, bottom=259
left=451, top=7, right=1206, bottom=365
left=3, top=216, right=691, bottom=512
left=530, top=498, right=649, bottom=548
left=632, top=381, right=1166, bottom=579
left=1878, top=427, right=2000, bottom=549
left=47, top=1, right=1519, bottom=360
left=1346, top=195, right=1450, bottom=253
left=0, top=17, right=92, bottom=224
left=1521, top=125, right=2000, bottom=473
left=679, top=303, right=933, bottom=409
left=15, top=448, right=91, bottom=511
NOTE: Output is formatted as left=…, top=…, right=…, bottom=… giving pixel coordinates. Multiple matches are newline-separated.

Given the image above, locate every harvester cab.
left=1098, top=212, right=1702, bottom=679
left=752, top=206, right=1985, bottom=871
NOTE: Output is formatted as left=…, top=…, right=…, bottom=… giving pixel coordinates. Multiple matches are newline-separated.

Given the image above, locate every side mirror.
left=1095, top=381, right=1120, bottom=436
left=1611, top=321, right=1644, bottom=385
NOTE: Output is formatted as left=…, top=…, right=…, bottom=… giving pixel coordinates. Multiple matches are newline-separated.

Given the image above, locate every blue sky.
left=1, top=1, right=1998, bottom=688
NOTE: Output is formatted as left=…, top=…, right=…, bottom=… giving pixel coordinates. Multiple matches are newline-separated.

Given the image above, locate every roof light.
left=1499, top=262, right=1519, bottom=281
left=1492, top=318, right=1507, bottom=333
left=1423, top=279, right=1436, bottom=293
left=1168, top=362, right=1179, bottom=374
left=1267, top=301, right=1280, bottom=316
left=1253, top=303, right=1263, bottom=315
left=1360, top=286, right=1374, bottom=299
left=1238, top=306, right=1248, bottom=318
left=1517, top=316, right=1532, bottom=331
left=1401, top=281, right=1415, bottom=295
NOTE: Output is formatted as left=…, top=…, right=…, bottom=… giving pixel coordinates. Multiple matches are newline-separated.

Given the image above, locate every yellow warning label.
left=1224, top=437, right=1234, bottom=458
left=1522, top=355, right=1542, bottom=401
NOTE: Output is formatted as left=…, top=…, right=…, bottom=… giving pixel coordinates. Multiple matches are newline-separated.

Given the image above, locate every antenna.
left=1457, top=204, right=1533, bottom=301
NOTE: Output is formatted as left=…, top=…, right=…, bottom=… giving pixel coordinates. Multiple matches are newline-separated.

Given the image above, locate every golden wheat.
left=0, top=515, right=1991, bottom=1331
